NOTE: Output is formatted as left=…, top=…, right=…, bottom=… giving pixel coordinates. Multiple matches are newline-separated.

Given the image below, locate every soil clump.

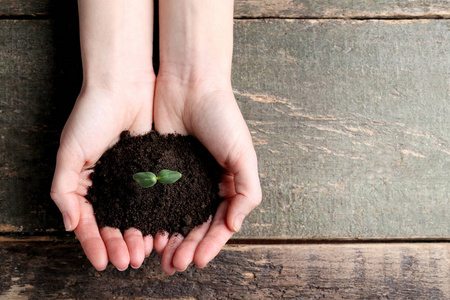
left=86, top=131, right=223, bottom=237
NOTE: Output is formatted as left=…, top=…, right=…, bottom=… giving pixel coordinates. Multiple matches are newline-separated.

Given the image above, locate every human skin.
left=153, top=0, right=262, bottom=274
left=50, top=0, right=156, bottom=271
left=51, top=0, right=262, bottom=273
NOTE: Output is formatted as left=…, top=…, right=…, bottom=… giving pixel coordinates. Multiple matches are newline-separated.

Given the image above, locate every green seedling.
left=133, top=170, right=182, bottom=188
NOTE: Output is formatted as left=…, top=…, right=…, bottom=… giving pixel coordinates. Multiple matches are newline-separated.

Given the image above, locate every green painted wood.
left=0, top=19, right=449, bottom=238
left=232, top=19, right=450, bottom=238
left=0, top=0, right=449, bottom=18
left=0, top=242, right=449, bottom=299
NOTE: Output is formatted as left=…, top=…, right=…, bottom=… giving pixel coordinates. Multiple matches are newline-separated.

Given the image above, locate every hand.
left=51, top=0, right=156, bottom=271
left=152, top=76, right=262, bottom=274
left=51, top=79, right=155, bottom=271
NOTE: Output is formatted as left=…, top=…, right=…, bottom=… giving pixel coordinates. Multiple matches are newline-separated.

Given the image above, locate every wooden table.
left=1, top=1, right=449, bottom=298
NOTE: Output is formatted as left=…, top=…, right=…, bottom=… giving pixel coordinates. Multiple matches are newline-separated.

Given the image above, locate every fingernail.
left=63, top=213, right=72, bottom=231
left=233, top=214, right=246, bottom=232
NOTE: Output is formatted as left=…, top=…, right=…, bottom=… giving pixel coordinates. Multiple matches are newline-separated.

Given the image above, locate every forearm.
left=158, top=0, right=234, bottom=86
left=78, top=0, right=155, bottom=88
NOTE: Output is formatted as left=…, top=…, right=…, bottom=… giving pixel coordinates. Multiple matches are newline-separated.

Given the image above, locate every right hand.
left=50, top=77, right=155, bottom=271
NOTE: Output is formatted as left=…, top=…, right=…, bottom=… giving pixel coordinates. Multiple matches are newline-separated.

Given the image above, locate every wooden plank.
left=1, top=0, right=449, bottom=19
left=0, top=19, right=81, bottom=232
left=0, top=0, right=53, bottom=16
left=232, top=19, right=450, bottom=238
left=1, top=20, right=449, bottom=238
left=234, top=0, right=450, bottom=18
left=0, top=242, right=449, bottom=299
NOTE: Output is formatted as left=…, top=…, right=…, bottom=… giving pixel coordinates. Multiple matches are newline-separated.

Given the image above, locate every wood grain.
left=0, top=19, right=81, bottom=232
left=0, top=242, right=449, bottom=299
left=232, top=19, right=450, bottom=238
left=234, top=0, right=450, bottom=18
left=0, top=0, right=449, bottom=19
left=0, top=0, right=52, bottom=17
left=1, top=19, right=449, bottom=238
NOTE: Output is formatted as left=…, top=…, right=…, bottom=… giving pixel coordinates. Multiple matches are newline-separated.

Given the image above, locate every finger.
left=226, top=148, right=262, bottom=232
left=154, top=231, right=170, bottom=254
left=51, top=146, right=84, bottom=231
left=194, top=200, right=234, bottom=268
left=100, top=227, right=130, bottom=271
left=172, top=218, right=212, bottom=272
left=219, top=171, right=236, bottom=199
left=75, top=169, right=93, bottom=196
left=144, top=235, right=153, bottom=258
left=153, top=85, right=187, bottom=136
left=123, top=228, right=145, bottom=269
left=128, top=96, right=153, bottom=136
left=161, top=234, right=185, bottom=275
left=74, top=198, right=108, bottom=271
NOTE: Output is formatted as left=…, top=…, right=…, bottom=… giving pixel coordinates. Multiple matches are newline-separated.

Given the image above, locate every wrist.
left=80, top=31, right=156, bottom=89
left=82, top=63, right=156, bottom=92
left=78, top=0, right=155, bottom=91
left=156, top=66, right=231, bottom=92
left=158, top=0, right=234, bottom=87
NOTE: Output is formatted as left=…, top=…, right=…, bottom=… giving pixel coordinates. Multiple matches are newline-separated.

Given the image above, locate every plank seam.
left=0, top=14, right=50, bottom=20
left=234, top=15, right=450, bottom=20
left=0, top=14, right=449, bottom=20
left=228, top=238, right=450, bottom=245
left=1, top=234, right=449, bottom=244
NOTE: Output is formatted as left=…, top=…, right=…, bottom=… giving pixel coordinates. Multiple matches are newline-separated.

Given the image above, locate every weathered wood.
left=0, top=242, right=449, bottom=299
left=0, top=19, right=81, bottom=232
left=1, top=0, right=449, bottom=19
left=0, top=0, right=53, bottom=17
left=1, top=19, right=449, bottom=238
left=232, top=19, right=450, bottom=238
left=234, top=0, right=450, bottom=18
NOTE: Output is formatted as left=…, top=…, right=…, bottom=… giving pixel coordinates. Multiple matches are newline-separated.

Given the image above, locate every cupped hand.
left=50, top=80, right=155, bottom=271
left=153, top=76, right=262, bottom=274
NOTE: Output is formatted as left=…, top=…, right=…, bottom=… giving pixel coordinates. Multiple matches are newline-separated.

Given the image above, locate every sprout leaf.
left=157, top=170, right=182, bottom=184
left=133, top=172, right=157, bottom=188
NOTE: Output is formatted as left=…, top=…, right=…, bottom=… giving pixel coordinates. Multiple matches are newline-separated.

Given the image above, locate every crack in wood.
left=401, top=149, right=426, bottom=158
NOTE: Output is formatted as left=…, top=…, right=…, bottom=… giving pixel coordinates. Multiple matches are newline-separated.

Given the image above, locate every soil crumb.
left=86, top=131, right=223, bottom=237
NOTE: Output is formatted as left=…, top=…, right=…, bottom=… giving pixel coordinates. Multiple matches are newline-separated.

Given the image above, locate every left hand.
left=152, top=75, right=262, bottom=274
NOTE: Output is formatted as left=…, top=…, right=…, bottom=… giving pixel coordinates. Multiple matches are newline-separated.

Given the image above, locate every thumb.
left=50, top=145, right=83, bottom=231
left=226, top=147, right=262, bottom=232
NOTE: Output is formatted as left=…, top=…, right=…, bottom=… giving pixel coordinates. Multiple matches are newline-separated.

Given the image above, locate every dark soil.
left=86, top=131, right=223, bottom=237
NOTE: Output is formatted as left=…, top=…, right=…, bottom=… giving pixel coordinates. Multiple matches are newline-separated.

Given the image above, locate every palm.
left=153, top=80, right=261, bottom=274
left=51, top=85, right=154, bottom=271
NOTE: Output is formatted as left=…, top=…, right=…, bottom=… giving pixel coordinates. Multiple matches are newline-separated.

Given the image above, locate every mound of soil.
left=86, top=131, right=223, bottom=237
